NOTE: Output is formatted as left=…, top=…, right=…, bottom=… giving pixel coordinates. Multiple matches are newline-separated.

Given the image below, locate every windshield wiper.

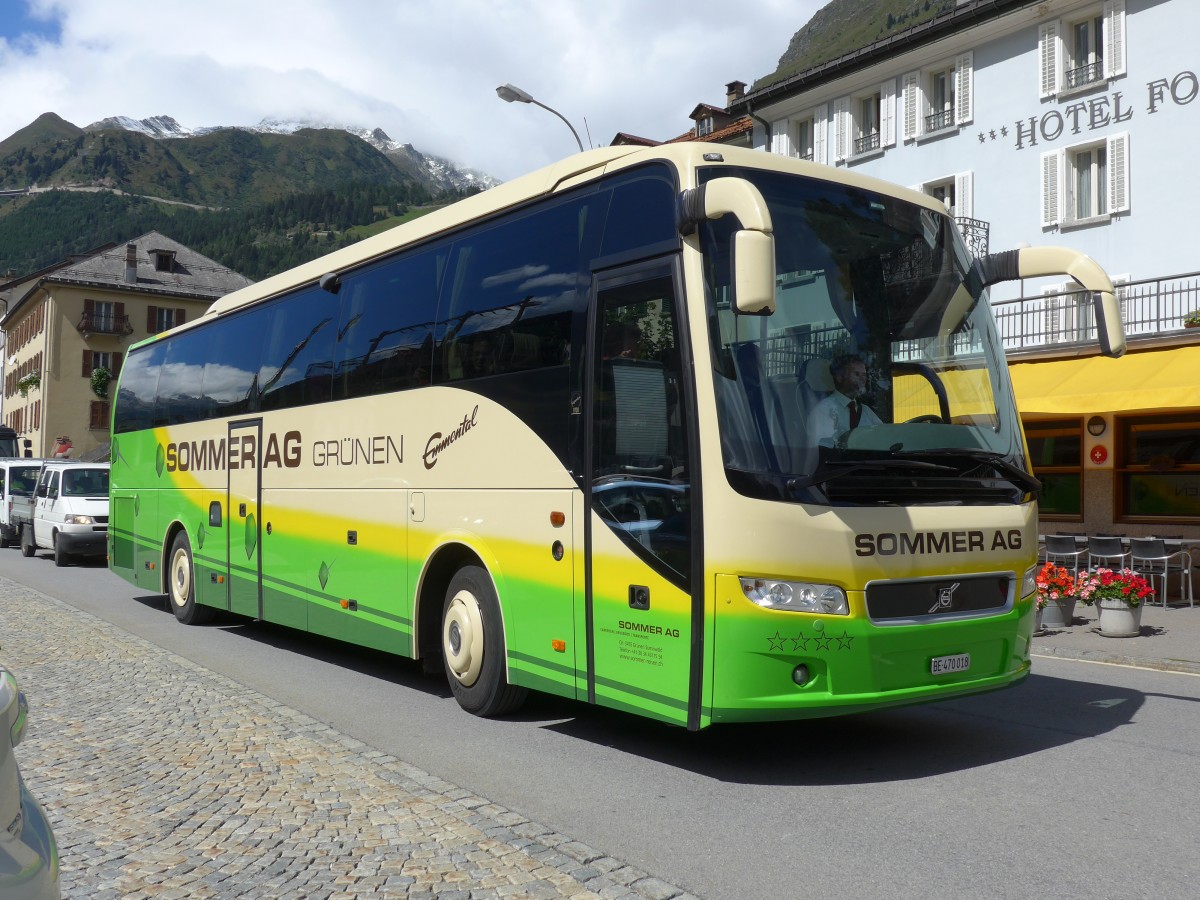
left=897, top=448, right=1041, bottom=495
left=789, top=458, right=956, bottom=491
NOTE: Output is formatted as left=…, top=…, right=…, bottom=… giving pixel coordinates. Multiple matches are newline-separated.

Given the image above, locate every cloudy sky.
left=0, top=0, right=823, bottom=182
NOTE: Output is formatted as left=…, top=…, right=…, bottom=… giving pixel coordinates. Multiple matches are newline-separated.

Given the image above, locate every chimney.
left=725, top=81, right=747, bottom=106
left=124, top=243, right=138, bottom=283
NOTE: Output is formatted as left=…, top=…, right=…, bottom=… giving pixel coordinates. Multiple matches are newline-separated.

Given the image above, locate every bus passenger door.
left=227, top=420, right=263, bottom=619
left=585, top=262, right=702, bottom=728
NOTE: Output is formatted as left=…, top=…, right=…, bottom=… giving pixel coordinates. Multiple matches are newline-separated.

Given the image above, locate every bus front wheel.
left=168, top=531, right=214, bottom=625
left=441, top=565, right=526, bottom=717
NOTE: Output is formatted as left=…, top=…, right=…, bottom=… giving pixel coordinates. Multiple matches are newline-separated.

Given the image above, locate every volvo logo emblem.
left=929, top=582, right=961, bottom=614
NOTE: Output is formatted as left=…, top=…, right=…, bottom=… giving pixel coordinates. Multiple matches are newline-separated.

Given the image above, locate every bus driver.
left=808, top=353, right=881, bottom=447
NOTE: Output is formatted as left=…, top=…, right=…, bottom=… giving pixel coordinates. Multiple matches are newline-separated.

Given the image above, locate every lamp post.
left=496, top=83, right=585, bottom=153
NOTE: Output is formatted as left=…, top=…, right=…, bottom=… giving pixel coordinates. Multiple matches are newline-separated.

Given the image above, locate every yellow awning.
left=1009, top=345, right=1200, bottom=414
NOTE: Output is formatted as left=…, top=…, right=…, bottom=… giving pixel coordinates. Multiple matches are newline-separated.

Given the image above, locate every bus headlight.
left=739, top=577, right=849, bottom=615
left=1022, top=564, right=1038, bottom=600
left=66, top=515, right=95, bottom=525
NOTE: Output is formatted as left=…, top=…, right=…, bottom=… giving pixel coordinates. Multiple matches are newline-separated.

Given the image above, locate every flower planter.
left=1096, top=597, right=1143, bottom=637
left=1040, top=595, right=1077, bottom=630
left=1033, top=604, right=1045, bottom=635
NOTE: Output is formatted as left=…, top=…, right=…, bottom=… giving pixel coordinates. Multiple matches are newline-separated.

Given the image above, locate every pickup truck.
left=0, top=459, right=43, bottom=548
left=13, top=461, right=110, bottom=566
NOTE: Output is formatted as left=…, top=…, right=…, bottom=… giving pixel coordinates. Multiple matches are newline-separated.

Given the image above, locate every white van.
left=22, top=461, right=110, bottom=566
left=0, top=459, right=43, bottom=548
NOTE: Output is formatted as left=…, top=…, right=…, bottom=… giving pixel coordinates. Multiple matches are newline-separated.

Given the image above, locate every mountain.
left=0, top=110, right=497, bottom=280
left=86, top=114, right=500, bottom=195
left=753, top=0, right=957, bottom=90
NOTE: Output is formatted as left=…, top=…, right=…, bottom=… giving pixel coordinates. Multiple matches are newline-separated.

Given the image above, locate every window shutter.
left=1104, top=0, right=1126, bottom=78
left=880, top=80, right=896, bottom=147
left=115, top=302, right=125, bottom=329
left=113, top=352, right=123, bottom=376
left=1108, top=131, right=1129, bottom=214
left=954, top=171, right=974, bottom=220
left=1041, top=150, right=1062, bottom=228
left=84, top=298, right=94, bottom=315
left=82, top=350, right=92, bottom=378
left=176, top=308, right=186, bottom=326
left=955, top=51, right=974, bottom=125
left=147, top=306, right=158, bottom=333
left=771, top=120, right=791, bottom=156
left=833, top=96, right=850, bottom=162
left=902, top=71, right=920, bottom=140
left=1038, top=21, right=1060, bottom=98
left=813, top=108, right=827, bottom=164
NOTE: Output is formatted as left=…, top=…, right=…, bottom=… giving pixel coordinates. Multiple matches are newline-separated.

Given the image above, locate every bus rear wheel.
left=441, top=565, right=526, bottom=717
left=168, top=531, right=214, bottom=625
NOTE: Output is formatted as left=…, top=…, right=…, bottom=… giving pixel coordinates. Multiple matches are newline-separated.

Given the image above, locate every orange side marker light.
left=551, top=639, right=566, bottom=653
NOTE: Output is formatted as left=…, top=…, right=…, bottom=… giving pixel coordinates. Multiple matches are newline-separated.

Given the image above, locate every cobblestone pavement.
left=0, top=578, right=695, bottom=900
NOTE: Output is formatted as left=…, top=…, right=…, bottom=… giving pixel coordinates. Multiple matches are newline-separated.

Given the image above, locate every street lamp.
left=495, top=83, right=585, bottom=153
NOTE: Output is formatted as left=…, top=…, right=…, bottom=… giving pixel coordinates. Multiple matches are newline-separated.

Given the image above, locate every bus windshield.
left=700, top=166, right=1027, bottom=507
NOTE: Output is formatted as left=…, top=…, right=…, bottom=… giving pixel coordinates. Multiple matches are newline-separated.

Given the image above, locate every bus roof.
left=196, top=142, right=946, bottom=323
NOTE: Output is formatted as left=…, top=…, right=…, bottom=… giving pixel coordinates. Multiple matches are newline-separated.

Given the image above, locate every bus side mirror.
left=970, top=247, right=1126, bottom=358
left=22, top=439, right=32, bottom=458
left=678, top=176, right=777, bottom=315
left=732, top=230, right=776, bottom=315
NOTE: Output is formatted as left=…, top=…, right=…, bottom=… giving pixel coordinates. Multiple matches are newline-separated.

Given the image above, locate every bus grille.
left=866, top=575, right=1010, bottom=622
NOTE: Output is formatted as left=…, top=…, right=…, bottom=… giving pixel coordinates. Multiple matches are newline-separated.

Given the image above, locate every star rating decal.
left=765, top=630, right=855, bottom=652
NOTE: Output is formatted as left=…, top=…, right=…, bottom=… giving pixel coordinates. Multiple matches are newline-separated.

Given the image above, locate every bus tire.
left=168, top=531, right=214, bottom=625
left=53, top=535, right=69, bottom=567
left=19, top=526, right=35, bottom=558
left=441, top=565, right=526, bottom=717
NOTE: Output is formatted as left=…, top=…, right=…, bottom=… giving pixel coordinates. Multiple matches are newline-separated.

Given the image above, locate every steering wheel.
left=904, top=414, right=944, bottom=424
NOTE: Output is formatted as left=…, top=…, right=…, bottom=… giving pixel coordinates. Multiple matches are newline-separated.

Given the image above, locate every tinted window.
left=158, top=326, right=214, bottom=425
left=334, top=247, right=444, bottom=400
left=599, top=169, right=678, bottom=259
left=203, top=305, right=270, bottom=418
left=114, top=342, right=165, bottom=433
left=260, top=286, right=337, bottom=411
left=437, top=195, right=598, bottom=383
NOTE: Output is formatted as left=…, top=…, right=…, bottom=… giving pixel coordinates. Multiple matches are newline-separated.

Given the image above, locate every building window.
left=92, top=301, right=116, bottom=332
left=903, top=52, right=973, bottom=140
left=1116, top=414, right=1200, bottom=522
left=89, top=400, right=112, bottom=431
left=835, top=83, right=894, bottom=162
left=1039, top=1, right=1126, bottom=98
left=794, top=118, right=814, bottom=161
left=855, top=92, right=881, bottom=154
left=1072, top=144, right=1107, bottom=220
left=772, top=110, right=824, bottom=163
left=1041, top=133, right=1128, bottom=228
left=1025, top=418, right=1084, bottom=519
left=147, top=305, right=186, bottom=334
left=1066, top=14, right=1105, bottom=89
left=153, top=250, right=176, bottom=272
left=697, top=117, right=713, bottom=137
left=926, top=67, right=955, bottom=132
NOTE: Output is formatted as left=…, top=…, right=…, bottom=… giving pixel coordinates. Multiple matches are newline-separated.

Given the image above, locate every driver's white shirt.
left=808, top=389, right=882, bottom=447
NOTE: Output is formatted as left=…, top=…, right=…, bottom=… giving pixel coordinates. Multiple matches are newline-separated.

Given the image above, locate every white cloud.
left=0, top=0, right=820, bottom=181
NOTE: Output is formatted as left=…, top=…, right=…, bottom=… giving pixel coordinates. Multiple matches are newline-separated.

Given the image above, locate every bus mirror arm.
left=678, top=178, right=776, bottom=315
left=971, top=246, right=1126, bottom=358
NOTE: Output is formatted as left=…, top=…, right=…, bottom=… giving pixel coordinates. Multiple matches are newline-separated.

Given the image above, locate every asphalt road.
left=6, top=548, right=1200, bottom=899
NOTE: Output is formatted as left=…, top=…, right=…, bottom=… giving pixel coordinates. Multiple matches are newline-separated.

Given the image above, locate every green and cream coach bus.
left=108, top=143, right=1124, bottom=730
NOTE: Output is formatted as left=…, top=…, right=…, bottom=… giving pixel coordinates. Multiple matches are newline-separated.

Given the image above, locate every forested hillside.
left=0, top=181, right=463, bottom=281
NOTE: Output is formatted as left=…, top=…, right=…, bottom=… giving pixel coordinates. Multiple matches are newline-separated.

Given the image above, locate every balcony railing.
left=993, top=270, right=1200, bottom=354
left=77, top=312, right=133, bottom=336
left=956, top=217, right=990, bottom=258
left=1065, top=61, right=1104, bottom=90
left=853, top=131, right=881, bottom=155
left=925, top=108, right=955, bottom=132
